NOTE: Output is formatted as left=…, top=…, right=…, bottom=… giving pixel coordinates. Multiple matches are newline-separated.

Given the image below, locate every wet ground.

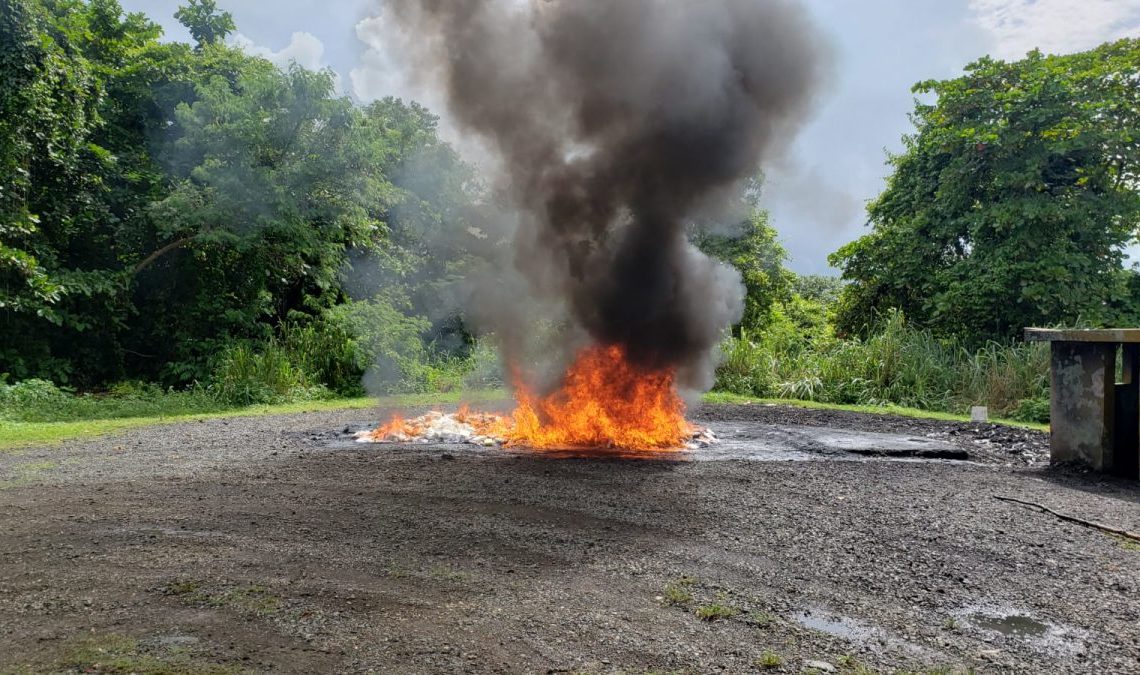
left=1, top=403, right=1137, bottom=674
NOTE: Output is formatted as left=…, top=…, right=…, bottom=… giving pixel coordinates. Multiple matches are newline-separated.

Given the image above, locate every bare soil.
left=1, top=403, right=1137, bottom=674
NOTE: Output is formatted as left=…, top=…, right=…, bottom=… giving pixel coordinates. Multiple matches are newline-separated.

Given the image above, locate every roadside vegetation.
left=715, top=307, right=1051, bottom=424
left=3, top=1, right=1138, bottom=432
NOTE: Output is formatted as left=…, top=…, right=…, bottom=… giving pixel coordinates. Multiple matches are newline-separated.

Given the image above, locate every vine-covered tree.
left=831, top=39, right=1140, bottom=343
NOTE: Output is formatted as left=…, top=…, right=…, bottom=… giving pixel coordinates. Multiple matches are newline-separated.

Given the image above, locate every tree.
left=0, top=1, right=475, bottom=389
left=693, top=209, right=793, bottom=333
left=831, top=39, right=1140, bottom=343
left=134, top=63, right=398, bottom=382
left=792, top=275, right=844, bottom=305
left=175, top=0, right=234, bottom=48
left=0, top=0, right=87, bottom=319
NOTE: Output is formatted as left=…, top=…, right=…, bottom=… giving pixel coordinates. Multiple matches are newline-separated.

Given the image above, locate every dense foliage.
left=832, top=40, right=1140, bottom=343
left=715, top=309, right=1050, bottom=423
left=0, top=0, right=477, bottom=393
left=4, top=3, right=1137, bottom=427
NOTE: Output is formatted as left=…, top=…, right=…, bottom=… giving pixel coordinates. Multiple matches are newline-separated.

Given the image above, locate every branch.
left=133, top=237, right=195, bottom=276
left=994, top=495, right=1140, bottom=543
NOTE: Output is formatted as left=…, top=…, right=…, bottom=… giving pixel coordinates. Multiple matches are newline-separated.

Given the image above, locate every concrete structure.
left=1026, top=328, right=1140, bottom=478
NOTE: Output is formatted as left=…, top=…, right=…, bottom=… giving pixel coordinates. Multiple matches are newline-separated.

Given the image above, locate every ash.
left=356, top=411, right=502, bottom=447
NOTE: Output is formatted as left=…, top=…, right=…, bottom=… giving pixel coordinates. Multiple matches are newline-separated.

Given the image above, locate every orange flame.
left=496, top=344, right=692, bottom=450
left=366, top=344, right=693, bottom=451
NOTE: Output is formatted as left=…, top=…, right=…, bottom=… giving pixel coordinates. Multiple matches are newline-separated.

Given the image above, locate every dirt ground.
left=1, top=403, right=1138, bottom=674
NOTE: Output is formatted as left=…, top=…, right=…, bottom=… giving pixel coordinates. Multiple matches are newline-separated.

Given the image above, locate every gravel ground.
left=0, top=402, right=1137, bottom=674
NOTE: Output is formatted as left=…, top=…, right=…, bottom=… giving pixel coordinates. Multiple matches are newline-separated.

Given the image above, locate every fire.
left=361, top=344, right=699, bottom=451
left=500, top=344, right=693, bottom=449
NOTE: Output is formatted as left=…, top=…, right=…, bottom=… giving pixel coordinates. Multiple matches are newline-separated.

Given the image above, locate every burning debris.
left=367, top=0, right=826, bottom=450
left=355, top=410, right=720, bottom=451
left=357, top=345, right=720, bottom=451
left=357, top=410, right=503, bottom=447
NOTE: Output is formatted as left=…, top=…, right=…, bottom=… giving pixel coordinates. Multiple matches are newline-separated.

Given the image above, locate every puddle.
left=790, top=608, right=939, bottom=660
left=791, top=610, right=877, bottom=641
left=969, top=612, right=1049, bottom=637
left=955, top=604, right=1087, bottom=657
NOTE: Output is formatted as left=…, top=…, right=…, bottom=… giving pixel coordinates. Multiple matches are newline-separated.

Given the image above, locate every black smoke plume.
left=385, top=0, right=826, bottom=390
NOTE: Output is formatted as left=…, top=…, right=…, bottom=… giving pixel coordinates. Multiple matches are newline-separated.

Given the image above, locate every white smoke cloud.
left=969, top=0, right=1140, bottom=59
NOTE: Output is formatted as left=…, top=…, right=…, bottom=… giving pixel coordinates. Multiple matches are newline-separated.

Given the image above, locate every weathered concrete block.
left=1049, top=342, right=1114, bottom=469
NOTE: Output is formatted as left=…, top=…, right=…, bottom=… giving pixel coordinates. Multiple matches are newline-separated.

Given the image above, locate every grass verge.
left=702, top=392, right=1049, bottom=432
left=0, top=390, right=506, bottom=451
left=1, top=389, right=1045, bottom=452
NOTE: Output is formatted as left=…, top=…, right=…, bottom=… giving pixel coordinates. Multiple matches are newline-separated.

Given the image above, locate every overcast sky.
left=123, top=0, right=1140, bottom=273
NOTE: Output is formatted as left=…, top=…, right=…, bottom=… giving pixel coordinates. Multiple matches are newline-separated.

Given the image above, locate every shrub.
left=208, top=341, right=328, bottom=406
left=715, top=331, right=775, bottom=397
left=0, top=378, right=68, bottom=407
left=281, top=320, right=366, bottom=397
left=332, top=294, right=434, bottom=394
left=715, top=308, right=1050, bottom=419
left=1011, top=397, right=1051, bottom=424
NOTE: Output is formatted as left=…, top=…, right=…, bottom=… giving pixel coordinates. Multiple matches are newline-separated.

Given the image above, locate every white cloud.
left=231, top=31, right=327, bottom=72
left=970, top=0, right=1140, bottom=59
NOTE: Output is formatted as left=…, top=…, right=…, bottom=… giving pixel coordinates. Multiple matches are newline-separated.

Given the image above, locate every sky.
left=123, top=0, right=1140, bottom=274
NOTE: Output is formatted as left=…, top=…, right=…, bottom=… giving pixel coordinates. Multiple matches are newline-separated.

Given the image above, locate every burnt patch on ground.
left=695, top=403, right=1049, bottom=465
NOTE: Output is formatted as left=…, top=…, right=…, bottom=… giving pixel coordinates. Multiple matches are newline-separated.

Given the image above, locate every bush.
left=715, top=308, right=1050, bottom=419
left=208, top=341, right=329, bottom=407
left=0, top=378, right=68, bottom=407
left=1011, top=397, right=1051, bottom=424
left=281, top=321, right=366, bottom=397
left=462, top=340, right=505, bottom=389
left=0, top=376, right=228, bottom=423
left=333, top=294, right=442, bottom=394
left=715, top=332, right=775, bottom=397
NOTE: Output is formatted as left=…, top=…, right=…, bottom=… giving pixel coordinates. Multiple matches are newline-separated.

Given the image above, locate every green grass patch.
left=164, top=580, right=282, bottom=617
left=694, top=602, right=740, bottom=621
left=837, top=655, right=880, bottom=674
left=755, top=650, right=783, bottom=669
left=5, top=633, right=248, bottom=675
left=0, top=389, right=507, bottom=451
left=1114, top=536, right=1140, bottom=552
left=701, top=392, right=1048, bottom=432
left=661, top=578, right=695, bottom=606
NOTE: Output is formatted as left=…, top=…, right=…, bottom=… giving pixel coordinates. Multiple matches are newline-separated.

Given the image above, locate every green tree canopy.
left=174, top=0, right=234, bottom=48
left=0, top=0, right=476, bottom=387
left=694, top=208, right=793, bottom=333
left=831, top=39, right=1140, bottom=343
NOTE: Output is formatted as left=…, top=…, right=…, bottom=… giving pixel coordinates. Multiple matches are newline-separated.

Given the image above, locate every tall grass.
left=209, top=340, right=331, bottom=407
left=715, top=310, right=1050, bottom=422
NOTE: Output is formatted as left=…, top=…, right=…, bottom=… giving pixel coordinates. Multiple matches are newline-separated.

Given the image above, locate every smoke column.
left=385, top=0, right=827, bottom=391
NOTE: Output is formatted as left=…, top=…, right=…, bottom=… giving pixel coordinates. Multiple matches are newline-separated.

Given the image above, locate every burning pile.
left=359, top=0, right=824, bottom=453
left=357, top=345, right=719, bottom=451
